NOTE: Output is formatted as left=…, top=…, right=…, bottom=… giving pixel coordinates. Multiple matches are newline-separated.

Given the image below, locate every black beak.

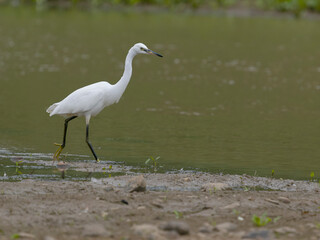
left=146, top=49, right=163, bottom=57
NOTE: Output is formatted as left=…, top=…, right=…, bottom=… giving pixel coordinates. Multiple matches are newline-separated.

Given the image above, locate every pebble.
left=16, top=233, right=35, bottom=239
left=202, top=182, right=229, bottom=192
left=43, top=237, right=56, bottom=240
left=278, top=196, right=290, bottom=204
left=306, top=223, right=316, bottom=228
left=230, top=231, right=246, bottom=238
left=151, top=199, right=164, bottom=209
left=127, top=175, right=146, bottom=192
left=183, top=177, right=191, bottom=182
left=198, top=222, right=213, bottom=233
left=82, top=224, right=110, bottom=237
left=265, top=198, right=279, bottom=205
left=214, top=222, right=237, bottom=233
left=105, top=186, right=114, bottom=192
left=222, top=202, right=240, bottom=210
left=56, top=161, right=69, bottom=171
left=160, top=221, right=190, bottom=235
left=137, top=206, right=146, bottom=210
left=274, top=226, right=297, bottom=234
left=101, top=211, right=108, bottom=219
left=132, top=224, right=166, bottom=240
left=243, top=229, right=274, bottom=239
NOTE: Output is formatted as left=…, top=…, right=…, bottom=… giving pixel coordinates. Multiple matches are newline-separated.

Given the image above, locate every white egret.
left=46, top=43, right=163, bottom=162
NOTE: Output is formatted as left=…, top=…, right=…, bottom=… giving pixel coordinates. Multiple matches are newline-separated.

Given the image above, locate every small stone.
left=265, top=198, right=279, bottom=205
left=56, top=161, right=69, bottom=171
left=127, top=175, right=146, bottom=192
left=16, top=233, right=35, bottom=239
left=101, top=211, right=108, bottom=219
left=278, top=196, right=290, bottom=204
left=160, top=221, right=190, bottom=235
left=202, top=183, right=229, bottom=192
left=132, top=224, right=166, bottom=240
left=222, top=202, right=240, bottom=210
left=82, top=224, right=109, bottom=237
left=306, top=223, right=315, bottom=228
left=214, top=222, right=237, bottom=233
left=121, top=199, right=129, bottom=205
left=183, top=177, right=191, bottom=182
left=137, top=206, right=146, bottom=210
left=198, top=222, right=213, bottom=233
left=230, top=231, right=246, bottom=238
left=151, top=200, right=164, bottom=209
left=105, top=186, right=114, bottom=192
left=43, top=237, right=56, bottom=240
left=274, top=227, right=297, bottom=234
left=243, top=229, right=274, bottom=239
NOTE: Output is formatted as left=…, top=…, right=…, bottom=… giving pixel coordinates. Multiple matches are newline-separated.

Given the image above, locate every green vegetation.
left=251, top=213, right=272, bottom=227
left=1, top=0, right=320, bottom=16
left=145, top=156, right=160, bottom=172
left=173, top=210, right=183, bottom=219
left=15, top=160, right=23, bottom=175
left=102, top=165, right=113, bottom=178
left=257, top=0, right=320, bottom=16
left=252, top=213, right=281, bottom=227
left=271, top=169, right=275, bottom=178
left=310, top=171, right=315, bottom=181
left=10, top=233, right=20, bottom=239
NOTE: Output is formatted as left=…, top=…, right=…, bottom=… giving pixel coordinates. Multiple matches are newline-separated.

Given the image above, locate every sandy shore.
left=0, top=172, right=319, bottom=240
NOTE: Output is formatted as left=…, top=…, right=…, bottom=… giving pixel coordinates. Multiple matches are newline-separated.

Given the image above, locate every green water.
left=1, top=7, right=320, bottom=180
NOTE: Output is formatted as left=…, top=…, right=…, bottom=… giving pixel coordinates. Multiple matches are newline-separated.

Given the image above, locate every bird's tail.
left=46, top=103, right=59, bottom=116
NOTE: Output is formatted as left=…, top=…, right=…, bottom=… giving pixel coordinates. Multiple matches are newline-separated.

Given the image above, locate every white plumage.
left=47, top=81, right=116, bottom=123
left=47, top=43, right=163, bottom=161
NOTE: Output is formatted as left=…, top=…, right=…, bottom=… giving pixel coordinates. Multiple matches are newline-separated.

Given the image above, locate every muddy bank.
left=0, top=173, right=319, bottom=240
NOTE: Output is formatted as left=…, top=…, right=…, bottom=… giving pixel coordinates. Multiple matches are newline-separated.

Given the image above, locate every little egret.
left=46, top=43, right=163, bottom=162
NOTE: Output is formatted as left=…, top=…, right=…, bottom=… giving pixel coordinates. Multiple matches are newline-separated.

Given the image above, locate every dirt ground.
left=0, top=172, right=320, bottom=240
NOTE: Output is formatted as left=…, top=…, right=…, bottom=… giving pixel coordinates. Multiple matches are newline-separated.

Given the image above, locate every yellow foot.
left=96, top=158, right=100, bottom=163
left=53, top=143, right=64, bottom=161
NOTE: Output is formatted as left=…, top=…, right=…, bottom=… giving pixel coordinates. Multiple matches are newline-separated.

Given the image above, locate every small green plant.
left=11, top=233, right=20, bottom=239
left=102, top=165, right=113, bottom=178
left=310, top=172, right=315, bottom=181
left=209, top=218, right=216, bottom=227
left=15, top=161, right=23, bottom=175
left=273, top=216, right=281, bottom=223
left=271, top=169, right=275, bottom=178
left=208, top=187, right=216, bottom=195
left=232, top=209, right=241, bottom=215
left=173, top=210, right=183, bottom=219
left=145, top=156, right=160, bottom=172
left=252, top=213, right=272, bottom=227
left=315, top=222, right=320, bottom=229
left=162, top=195, right=168, bottom=202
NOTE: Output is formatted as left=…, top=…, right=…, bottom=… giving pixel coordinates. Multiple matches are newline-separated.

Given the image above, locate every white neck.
left=114, top=48, right=137, bottom=100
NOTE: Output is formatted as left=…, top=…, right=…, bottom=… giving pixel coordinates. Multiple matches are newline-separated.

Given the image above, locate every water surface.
left=1, top=8, right=320, bottom=180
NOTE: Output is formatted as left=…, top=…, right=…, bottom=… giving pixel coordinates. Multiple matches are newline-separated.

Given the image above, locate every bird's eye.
left=140, top=47, right=144, bottom=50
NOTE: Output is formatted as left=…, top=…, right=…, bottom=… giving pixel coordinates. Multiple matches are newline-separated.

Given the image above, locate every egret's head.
left=132, top=43, right=163, bottom=57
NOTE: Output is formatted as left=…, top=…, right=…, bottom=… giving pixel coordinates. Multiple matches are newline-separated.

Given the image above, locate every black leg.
left=62, top=116, right=78, bottom=147
left=86, top=124, right=100, bottom=162
left=53, top=116, right=77, bottom=160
